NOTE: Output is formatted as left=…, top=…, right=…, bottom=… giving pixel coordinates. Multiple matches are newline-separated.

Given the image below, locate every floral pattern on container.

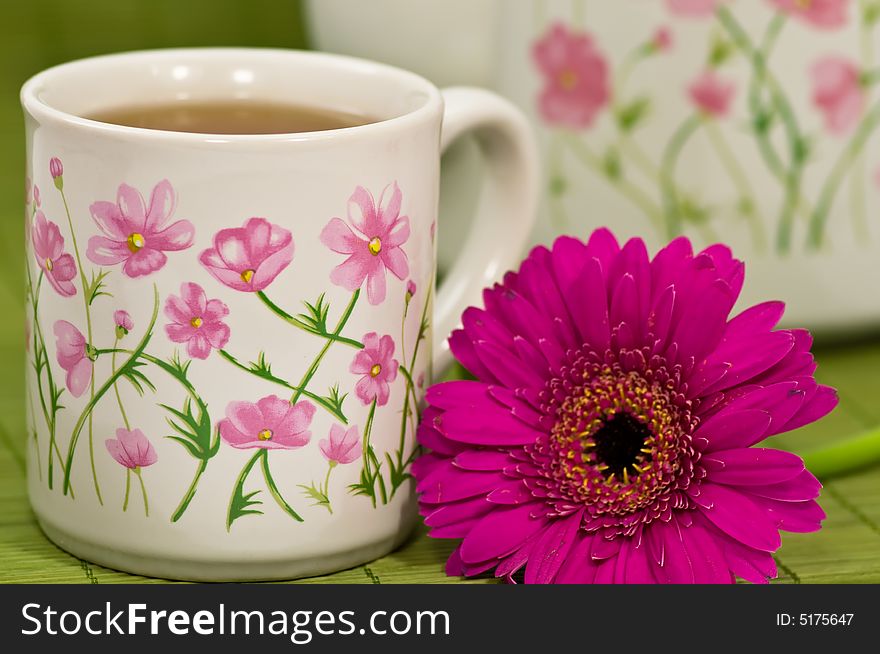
left=534, top=0, right=880, bottom=253
left=24, top=163, right=427, bottom=529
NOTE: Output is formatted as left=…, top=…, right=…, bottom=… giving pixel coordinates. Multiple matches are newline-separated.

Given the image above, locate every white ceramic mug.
left=21, top=48, right=538, bottom=580
left=307, top=0, right=880, bottom=333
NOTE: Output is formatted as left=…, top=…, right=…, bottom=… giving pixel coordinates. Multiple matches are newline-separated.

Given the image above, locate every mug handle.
left=433, top=87, right=539, bottom=372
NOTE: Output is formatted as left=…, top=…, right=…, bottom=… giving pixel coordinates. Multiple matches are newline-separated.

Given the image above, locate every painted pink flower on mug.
left=811, top=56, right=864, bottom=135
left=106, top=428, right=158, bottom=469
left=532, top=23, right=610, bottom=129
left=86, top=180, right=195, bottom=278
left=768, top=0, right=849, bottom=29
left=164, top=282, right=230, bottom=359
left=651, top=27, right=674, bottom=53
left=665, top=0, right=723, bottom=17
left=320, top=183, right=410, bottom=305
left=199, top=217, right=294, bottom=292
left=689, top=71, right=736, bottom=117
left=114, top=310, right=134, bottom=337
left=320, top=424, right=363, bottom=465
left=53, top=320, right=92, bottom=398
left=219, top=395, right=316, bottom=450
left=31, top=210, right=77, bottom=297
left=350, top=332, right=399, bottom=406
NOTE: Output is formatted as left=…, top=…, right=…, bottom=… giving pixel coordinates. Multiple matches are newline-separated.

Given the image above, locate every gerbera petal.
left=524, top=511, right=582, bottom=584
left=695, top=409, right=772, bottom=452
left=694, top=483, right=781, bottom=552
left=459, top=503, right=548, bottom=564
left=722, top=537, right=776, bottom=584
left=436, top=407, right=544, bottom=446
left=744, top=469, right=822, bottom=502
left=753, top=497, right=825, bottom=533
left=703, top=448, right=805, bottom=486
left=681, top=522, right=733, bottom=584
left=556, top=534, right=599, bottom=583
left=651, top=519, right=694, bottom=584
left=419, top=468, right=508, bottom=508
left=782, top=385, right=838, bottom=432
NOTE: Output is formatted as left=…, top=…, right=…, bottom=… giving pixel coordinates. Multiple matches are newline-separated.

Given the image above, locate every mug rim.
left=20, top=47, right=444, bottom=144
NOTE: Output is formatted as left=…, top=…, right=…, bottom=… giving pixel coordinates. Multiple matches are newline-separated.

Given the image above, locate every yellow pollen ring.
left=127, top=232, right=145, bottom=253
left=190, top=317, right=203, bottom=328
left=257, top=428, right=273, bottom=441
left=559, top=69, right=578, bottom=90
left=45, top=258, right=53, bottom=271
left=368, top=237, right=382, bottom=256
left=240, top=269, right=255, bottom=283
left=370, top=364, right=382, bottom=378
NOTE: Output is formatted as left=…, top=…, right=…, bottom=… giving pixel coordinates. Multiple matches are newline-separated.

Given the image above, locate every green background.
left=1, top=0, right=879, bottom=584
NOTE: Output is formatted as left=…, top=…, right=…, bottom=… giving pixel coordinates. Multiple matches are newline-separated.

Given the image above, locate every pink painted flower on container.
left=651, top=27, right=674, bottom=52
left=33, top=185, right=41, bottom=208
left=666, top=0, right=723, bottom=17
left=532, top=23, right=610, bottom=129
left=811, top=56, right=865, bottom=135
left=320, top=183, right=410, bottom=305
left=86, top=179, right=195, bottom=278
left=32, top=211, right=77, bottom=298
left=49, top=157, right=64, bottom=184
left=320, top=424, right=363, bottom=465
left=769, top=0, right=849, bottom=29
left=219, top=395, right=316, bottom=450
left=114, top=310, right=134, bottom=337
left=350, top=332, right=399, bottom=406
left=688, top=71, right=736, bottom=117
left=164, top=282, right=230, bottom=359
left=199, top=217, right=294, bottom=292
left=105, top=428, right=158, bottom=469
left=414, top=229, right=836, bottom=584
left=53, top=320, right=92, bottom=398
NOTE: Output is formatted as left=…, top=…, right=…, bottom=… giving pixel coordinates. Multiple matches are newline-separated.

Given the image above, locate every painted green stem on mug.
left=704, top=120, right=767, bottom=252
left=716, top=7, right=809, bottom=252
left=559, top=132, right=665, bottom=232
left=58, top=186, right=102, bottom=504
left=260, top=450, right=303, bottom=522
left=135, top=467, right=150, bottom=517
left=217, top=349, right=348, bottom=423
left=289, top=290, right=361, bottom=406
left=256, top=290, right=364, bottom=348
left=63, top=285, right=158, bottom=496
left=808, top=102, right=880, bottom=248
left=660, top=114, right=701, bottom=238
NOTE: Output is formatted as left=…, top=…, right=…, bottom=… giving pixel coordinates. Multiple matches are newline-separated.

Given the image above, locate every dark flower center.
left=530, top=346, right=700, bottom=534
left=590, top=412, right=653, bottom=479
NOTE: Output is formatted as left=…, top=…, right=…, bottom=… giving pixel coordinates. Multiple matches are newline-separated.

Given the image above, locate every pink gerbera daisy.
left=414, top=229, right=837, bottom=584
